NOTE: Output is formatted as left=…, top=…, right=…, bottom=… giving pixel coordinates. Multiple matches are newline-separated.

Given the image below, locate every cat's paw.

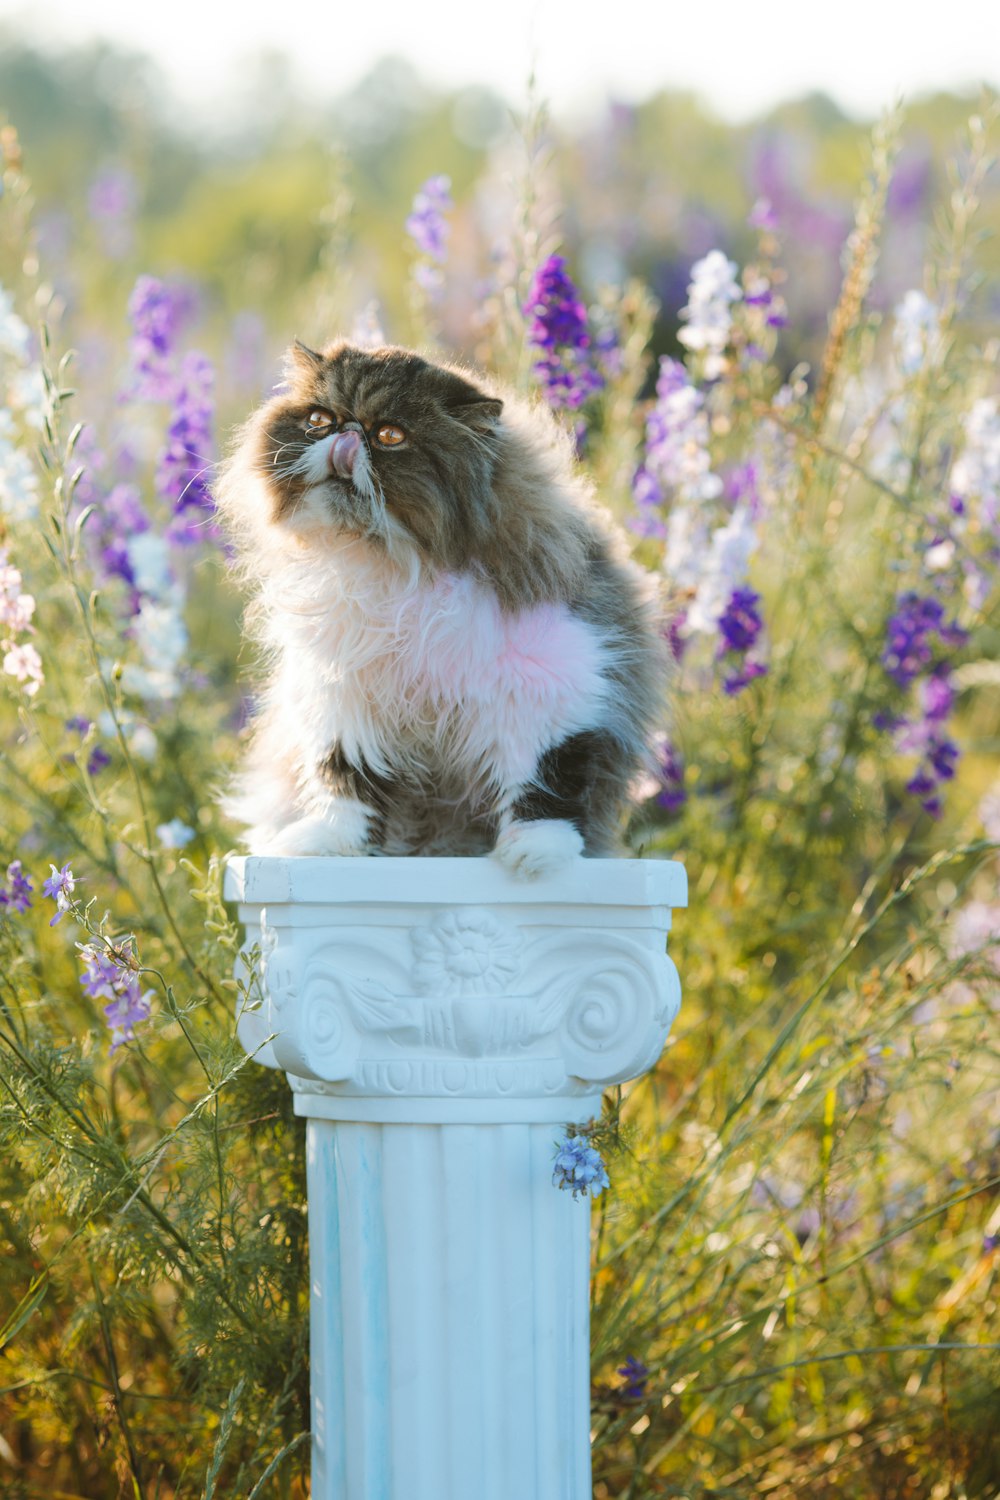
left=493, top=818, right=584, bottom=879
left=251, top=803, right=373, bottom=857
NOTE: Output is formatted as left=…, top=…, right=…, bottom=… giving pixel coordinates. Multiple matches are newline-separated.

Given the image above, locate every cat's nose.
left=329, top=429, right=362, bottom=478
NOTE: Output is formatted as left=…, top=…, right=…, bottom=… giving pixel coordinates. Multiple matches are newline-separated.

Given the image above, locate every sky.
left=0, top=0, right=997, bottom=123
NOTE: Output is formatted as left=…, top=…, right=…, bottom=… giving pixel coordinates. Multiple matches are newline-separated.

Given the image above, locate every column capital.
left=225, top=855, right=686, bottom=1124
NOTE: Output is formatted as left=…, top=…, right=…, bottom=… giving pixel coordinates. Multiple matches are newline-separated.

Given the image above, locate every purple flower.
left=525, top=256, right=591, bottom=352
left=717, top=587, right=768, bottom=695
left=42, top=861, right=77, bottom=925
left=723, top=660, right=768, bottom=696
left=718, top=587, right=764, bottom=654
left=617, top=1356, right=649, bottom=1400
left=79, top=940, right=153, bottom=1051
left=65, top=717, right=112, bottom=777
left=0, top=859, right=33, bottom=913
left=128, top=276, right=191, bottom=400
left=748, top=197, right=779, bottom=232
left=157, top=351, right=217, bottom=541
left=655, top=738, right=687, bottom=813
left=79, top=944, right=123, bottom=1000
left=552, top=1134, right=610, bottom=1199
left=88, top=165, right=136, bottom=259
left=880, top=595, right=967, bottom=816
left=524, top=256, right=604, bottom=412
left=882, top=593, right=966, bottom=688
left=405, top=175, right=452, bottom=261
left=984, top=1234, right=999, bottom=1255
left=103, top=986, right=152, bottom=1051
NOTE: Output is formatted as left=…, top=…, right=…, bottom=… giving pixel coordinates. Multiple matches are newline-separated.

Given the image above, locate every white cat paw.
left=251, top=803, right=373, bottom=857
left=493, top=818, right=584, bottom=879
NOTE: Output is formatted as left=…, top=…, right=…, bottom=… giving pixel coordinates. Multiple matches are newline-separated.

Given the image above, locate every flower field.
left=0, top=57, right=998, bottom=1499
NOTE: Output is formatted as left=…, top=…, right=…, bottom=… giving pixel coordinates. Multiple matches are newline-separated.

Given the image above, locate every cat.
left=216, top=339, right=668, bottom=878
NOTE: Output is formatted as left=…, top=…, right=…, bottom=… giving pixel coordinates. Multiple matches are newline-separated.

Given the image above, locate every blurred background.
left=0, top=0, right=998, bottom=413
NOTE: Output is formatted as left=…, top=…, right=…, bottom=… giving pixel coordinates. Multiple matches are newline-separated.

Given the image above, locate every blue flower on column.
left=552, top=1134, right=610, bottom=1199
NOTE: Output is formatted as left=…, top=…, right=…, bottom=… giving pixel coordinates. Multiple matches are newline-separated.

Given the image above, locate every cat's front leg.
left=493, top=729, right=623, bottom=878
left=252, top=745, right=391, bottom=857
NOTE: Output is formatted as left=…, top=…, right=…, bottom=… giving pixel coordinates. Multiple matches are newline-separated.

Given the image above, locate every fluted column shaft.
left=308, top=1120, right=591, bottom=1500
left=225, top=854, right=687, bottom=1500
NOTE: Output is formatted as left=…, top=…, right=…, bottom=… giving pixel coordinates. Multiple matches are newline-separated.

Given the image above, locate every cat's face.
left=251, top=341, right=503, bottom=568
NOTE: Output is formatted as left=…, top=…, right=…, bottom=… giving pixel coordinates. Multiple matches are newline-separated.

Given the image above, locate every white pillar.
left=225, top=855, right=687, bottom=1500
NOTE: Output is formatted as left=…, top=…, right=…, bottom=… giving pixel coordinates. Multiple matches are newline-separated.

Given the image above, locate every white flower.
left=97, top=710, right=158, bottom=761
left=125, top=532, right=174, bottom=601
left=685, top=505, right=758, bottom=636
left=349, top=300, right=386, bottom=350
left=122, top=595, right=188, bottom=700
left=156, top=818, right=195, bottom=848
left=978, top=783, right=1000, bottom=841
left=893, top=289, right=940, bottom=376
left=6, top=366, right=46, bottom=429
left=924, top=538, right=956, bottom=572
left=0, top=440, right=40, bottom=522
left=663, top=504, right=711, bottom=592
left=950, top=398, right=1000, bottom=531
left=3, top=640, right=43, bottom=694
left=678, top=249, right=742, bottom=378
left=0, top=588, right=34, bottom=632
left=0, top=288, right=30, bottom=362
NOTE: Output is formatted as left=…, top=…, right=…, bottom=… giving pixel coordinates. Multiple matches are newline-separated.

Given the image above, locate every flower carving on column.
left=411, top=908, right=523, bottom=997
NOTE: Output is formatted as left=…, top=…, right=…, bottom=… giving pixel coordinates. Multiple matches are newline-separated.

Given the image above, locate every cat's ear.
left=432, top=366, right=504, bottom=433
left=451, top=395, right=504, bottom=434
left=283, top=340, right=325, bottom=380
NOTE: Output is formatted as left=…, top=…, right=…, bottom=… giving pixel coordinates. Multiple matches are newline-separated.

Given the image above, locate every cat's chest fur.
left=264, top=538, right=612, bottom=788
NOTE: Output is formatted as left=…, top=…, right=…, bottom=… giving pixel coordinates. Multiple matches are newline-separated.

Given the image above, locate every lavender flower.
left=406, top=175, right=452, bottom=260
left=617, top=1356, right=649, bottom=1400
left=0, top=859, right=33, bottom=913
left=882, top=594, right=965, bottom=688
left=748, top=197, right=779, bottom=232
left=406, top=176, right=452, bottom=296
left=524, top=255, right=604, bottom=412
left=552, top=1134, right=610, bottom=1199
left=717, top=586, right=768, bottom=695
left=718, top=586, right=764, bottom=653
left=632, top=357, right=721, bottom=537
left=79, top=940, right=153, bottom=1051
left=127, top=276, right=190, bottom=400
left=42, top=861, right=78, bottom=925
left=655, top=737, right=687, bottom=813
left=88, top=164, right=136, bottom=260
left=157, top=351, right=216, bottom=542
left=881, top=596, right=966, bottom=816
left=65, top=718, right=111, bottom=777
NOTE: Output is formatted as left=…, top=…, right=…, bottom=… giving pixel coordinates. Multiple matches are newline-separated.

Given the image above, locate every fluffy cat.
left=216, top=340, right=667, bottom=877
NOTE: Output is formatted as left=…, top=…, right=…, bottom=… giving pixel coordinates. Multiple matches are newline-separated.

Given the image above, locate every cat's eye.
left=307, top=409, right=334, bottom=430
left=376, top=423, right=406, bottom=447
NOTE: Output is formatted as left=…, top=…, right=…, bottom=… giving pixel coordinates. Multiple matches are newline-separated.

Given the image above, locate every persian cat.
left=217, top=340, right=667, bottom=877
